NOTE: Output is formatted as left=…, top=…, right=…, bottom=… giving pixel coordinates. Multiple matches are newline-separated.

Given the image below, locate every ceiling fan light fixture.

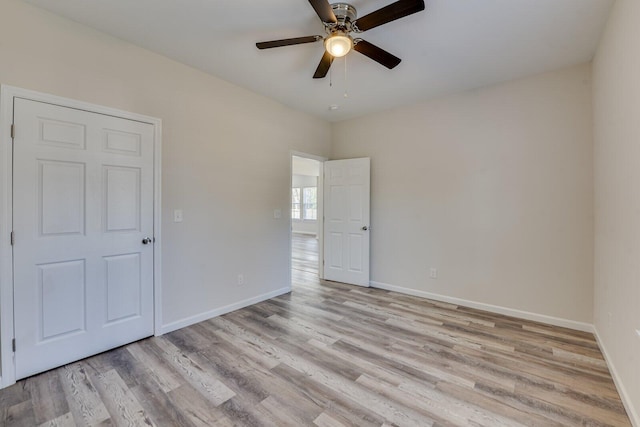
left=256, top=0, right=426, bottom=78
left=324, top=33, right=353, bottom=57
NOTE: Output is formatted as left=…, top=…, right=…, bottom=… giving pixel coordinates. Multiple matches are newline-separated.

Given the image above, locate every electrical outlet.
left=273, top=209, right=282, bottom=219
left=173, top=209, right=183, bottom=222
left=237, top=274, right=245, bottom=286
left=430, top=268, right=437, bottom=279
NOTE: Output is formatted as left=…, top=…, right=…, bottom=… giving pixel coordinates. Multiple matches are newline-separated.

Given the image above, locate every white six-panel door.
left=323, top=158, right=370, bottom=286
left=12, top=98, right=155, bottom=379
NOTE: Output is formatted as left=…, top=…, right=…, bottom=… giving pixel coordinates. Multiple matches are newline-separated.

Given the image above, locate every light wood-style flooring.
left=0, top=234, right=631, bottom=426
left=291, top=232, right=319, bottom=278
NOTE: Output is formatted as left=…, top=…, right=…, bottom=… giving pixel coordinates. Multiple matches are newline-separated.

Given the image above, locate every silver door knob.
left=361, top=226, right=368, bottom=231
left=142, top=237, right=152, bottom=244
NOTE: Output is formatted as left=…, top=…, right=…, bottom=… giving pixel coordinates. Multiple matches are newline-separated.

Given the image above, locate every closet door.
left=13, top=98, right=155, bottom=379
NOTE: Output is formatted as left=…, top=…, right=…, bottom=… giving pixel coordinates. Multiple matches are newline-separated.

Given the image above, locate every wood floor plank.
left=153, top=337, right=236, bottom=407
left=37, top=412, right=76, bottom=427
left=164, top=327, right=216, bottom=354
left=165, top=384, right=229, bottom=427
left=90, top=369, right=155, bottom=427
left=0, top=380, right=30, bottom=410
left=2, top=400, right=36, bottom=427
left=514, top=380, right=630, bottom=426
left=189, top=350, right=270, bottom=405
left=129, top=379, right=193, bottom=427
left=393, top=375, right=524, bottom=427
left=26, top=369, right=70, bottom=425
left=447, top=340, right=621, bottom=399
left=209, top=328, right=281, bottom=371
left=265, top=313, right=339, bottom=345
left=270, top=363, right=387, bottom=427
left=259, top=395, right=311, bottom=426
left=435, top=381, right=565, bottom=426
left=218, top=397, right=282, bottom=427
left=126, top=340, right=184, bottom=393
left=58, top=364, right=111, bottom=426
left=313, top=411, right=349, bottom=427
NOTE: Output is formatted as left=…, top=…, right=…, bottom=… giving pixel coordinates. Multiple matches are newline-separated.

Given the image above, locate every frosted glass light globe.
left=324, top=34, right=352, bottom=57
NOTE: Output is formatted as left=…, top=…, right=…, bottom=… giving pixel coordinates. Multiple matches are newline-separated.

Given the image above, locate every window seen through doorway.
left=292, top=187, right=317, bottom=220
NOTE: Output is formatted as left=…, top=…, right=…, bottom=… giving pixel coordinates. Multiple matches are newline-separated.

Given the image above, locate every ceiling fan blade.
left=308, top=0, right=337, bottom=24
left=313, top=51, right=334, bottom=79
left=353, top=40, right=401, bottom=69
left=256, top=36, right=322, bottom=49
left=354, top=0, right=425, bottom=32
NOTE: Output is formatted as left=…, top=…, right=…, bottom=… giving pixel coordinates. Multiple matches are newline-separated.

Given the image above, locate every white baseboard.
left=158, top=286, right=291, bottom=335
left=593, top=327, right=640, bottom=427
left=369, top=281, right=593, bottom=333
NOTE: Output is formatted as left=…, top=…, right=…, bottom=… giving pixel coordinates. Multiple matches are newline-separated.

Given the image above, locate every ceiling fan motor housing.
left=329, top=3, right=357, bottom=31
left=331, top=3, right=357, bottom=21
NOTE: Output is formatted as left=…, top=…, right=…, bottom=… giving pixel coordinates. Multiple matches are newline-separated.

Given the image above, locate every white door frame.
left=289, top=151, right=326, bottom=285
left=0, top=85, right=163, bottom=388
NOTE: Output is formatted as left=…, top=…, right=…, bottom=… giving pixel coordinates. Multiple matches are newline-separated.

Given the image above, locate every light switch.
left=174, top=209, right=183, bottom=222
left=273, top=209, right=282, bottom=219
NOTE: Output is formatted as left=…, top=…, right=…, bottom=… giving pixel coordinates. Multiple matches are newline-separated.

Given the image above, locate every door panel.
left=39, top=161, right=86, bottom=236
left=105, top=253, right=142, bottom=323
left=323, top=158, right=370, bottom=286
left=38, top=260, right=86, bottom=340
left=349, top=185, right=364, bottom=221
left=39, top=118, right=86, bottom=149
left=329, top=232, right=344, bottom=269
left=348, top=233, right=364, bottom=273
left=104, top=166, right=141, bottom=232
left=13, top=98, right=155, bottom=379
left=329, top=186, right=346, bottom=220
left=103, top=129, right=142, bottom=156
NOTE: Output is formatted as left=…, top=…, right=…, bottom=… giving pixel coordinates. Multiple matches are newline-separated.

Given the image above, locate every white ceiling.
left=22, top=0, right=614, bottom=122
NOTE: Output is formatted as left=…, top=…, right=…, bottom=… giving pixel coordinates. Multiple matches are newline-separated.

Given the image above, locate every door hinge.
left=10, top=231, right=14, bottom=246
left=12, top=338, right=15, bottom=352
left=10, top=124, right=15, bottom=139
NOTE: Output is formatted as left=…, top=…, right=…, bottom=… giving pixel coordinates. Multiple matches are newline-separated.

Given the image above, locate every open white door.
left=12, top=98, right=155, bottom=379
left=323, top=158, right=370, bottom=286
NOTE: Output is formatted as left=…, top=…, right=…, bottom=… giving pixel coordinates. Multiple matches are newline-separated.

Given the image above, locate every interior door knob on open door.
left=142, top=237, right=153, bottom=244
left=362, top=226, right=369, bottom=231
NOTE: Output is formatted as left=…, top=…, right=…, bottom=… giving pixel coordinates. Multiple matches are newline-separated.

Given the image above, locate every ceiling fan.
left=256, top=0, right=426, bottom=78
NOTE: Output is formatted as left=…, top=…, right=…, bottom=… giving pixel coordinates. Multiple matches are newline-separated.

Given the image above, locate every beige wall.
left=593, top=0, right=640, bottom=422
left=0, top=0, right=331, bottom=328
left=332, top=64, right=594, bottom=325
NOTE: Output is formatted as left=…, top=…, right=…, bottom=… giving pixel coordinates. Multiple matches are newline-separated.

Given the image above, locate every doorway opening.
left=290, top=154, right=323, bottom=289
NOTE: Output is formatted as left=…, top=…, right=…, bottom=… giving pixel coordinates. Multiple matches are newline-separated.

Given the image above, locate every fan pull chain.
left=329, top=63, right=333, bottom=87
left=344, top=55, right=348, bottom=98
